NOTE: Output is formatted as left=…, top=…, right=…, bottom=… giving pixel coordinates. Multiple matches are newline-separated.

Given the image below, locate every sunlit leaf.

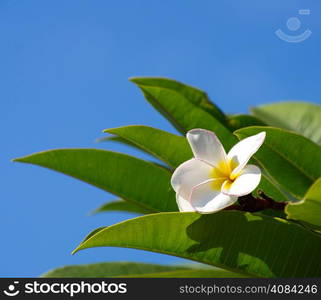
left=42, top=262, right=190, bottom=278
left=251, top=101, right=321, bottom=144
left=73, top=211, right=321, bottom=277
left=13, top=149, right=176, bottom=212
left=122, top=268, right=248, bottom=278
left=130, top=77, right=228, bottom=125
left=286, top=177, right=321, bottom=230
left=130, top=77, right=236, bottom=150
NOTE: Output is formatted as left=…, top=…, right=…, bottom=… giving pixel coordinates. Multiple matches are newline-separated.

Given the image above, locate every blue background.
left=1, top=0, right=320, bottom=277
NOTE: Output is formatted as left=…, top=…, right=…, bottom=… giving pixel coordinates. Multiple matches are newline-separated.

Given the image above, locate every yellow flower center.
left=210, top=159, right=238, bottom=190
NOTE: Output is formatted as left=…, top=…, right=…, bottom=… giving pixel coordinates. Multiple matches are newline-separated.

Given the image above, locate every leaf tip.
left=128, top=77, right=150, bottom=87
left=71, top=247, right=80, bottom=255
left=11, top=157, right=23, bottom=163
left=128, top=77, right=139, bottom=84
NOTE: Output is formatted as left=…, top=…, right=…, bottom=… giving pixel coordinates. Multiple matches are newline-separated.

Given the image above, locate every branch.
left=224, top=190, right=288, bottom=213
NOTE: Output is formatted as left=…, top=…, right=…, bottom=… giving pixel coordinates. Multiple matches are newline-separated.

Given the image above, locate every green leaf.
left=130, top=77, right=228, bottom=125
left=42, top=262, right=190, bottom=278
left=97, top=134, right=177, bottom=171
left=228, top=114, right=266, bottom=131
left=130, top=77, right=236, bottom=150
left=91, top=199, right=152, bottom=215
left=13, top=149, right=176, bottom=212
left=235, top=126, right=321, bottom=199
left=42, top=261, right=246, bottom=278
left=255, top=175, right=289, bottom=202
left=286, top=177, right=321, bottom=230
left=122, top=268, right=248, bottom=278
left=96, top=135, right=139, bottom=148
left=73, top=211, right=321, bottom=278
left=251, top=101, right=321, bottom=145
left=104, top=125, right=192, bottom=169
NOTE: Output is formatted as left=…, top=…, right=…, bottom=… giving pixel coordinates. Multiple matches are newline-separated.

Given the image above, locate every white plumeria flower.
left=171, top=129, right=266, bottom=214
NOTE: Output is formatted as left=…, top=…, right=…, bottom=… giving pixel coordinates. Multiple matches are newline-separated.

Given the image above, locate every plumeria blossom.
left=171, top=129, right=266, bottom=214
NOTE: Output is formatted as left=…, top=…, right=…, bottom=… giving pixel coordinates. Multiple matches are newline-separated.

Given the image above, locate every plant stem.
left=224, top=190, right=288, bottom=213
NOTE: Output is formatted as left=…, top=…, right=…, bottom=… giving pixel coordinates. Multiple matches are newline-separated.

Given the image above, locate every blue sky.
left=1, top=0, right=320, bottom=277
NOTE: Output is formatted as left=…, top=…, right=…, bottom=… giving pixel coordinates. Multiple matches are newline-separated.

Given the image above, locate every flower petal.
left=171, top=158, right=213, bottom=199
left=227, top=131, right=265, bottom=179
left=222, top=164, right=261, bottom=196
left=176, top=192, right=195, bottom=212
left=189, top=179, right=238, bottom=214
left=186, top=129, right=227, bottom=167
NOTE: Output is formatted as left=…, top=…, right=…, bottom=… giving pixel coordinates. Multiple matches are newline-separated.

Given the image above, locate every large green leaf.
left=286, top=177, right=321, bottom=230
left=42, top=261, right=245, bottom=278
left=228, top=114, right=266, bottom=131
left=130, top=77, right=228, bottom=125
left=42, top=262, right=190, bottom=278
left=130, top=77, right=236, bottom=151
left=251, top=101, right=321, bottom=145
left=73, top=211, right=321, bottom=278
left=13, top=149, right=176, bottom=212
left=235, top=126, right=321, bottom=199
left=91, top=199, right=152, bottom=215
left=104, top=125, right=192, bottom=169
left=122, top=269, right=248, bottom=278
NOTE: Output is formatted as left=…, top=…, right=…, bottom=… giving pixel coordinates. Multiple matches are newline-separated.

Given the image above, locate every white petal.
left=189, top=179, right=238, bottom=214
left=227, top=131, right=265, bottom=178
left=222, top=164, right=261, bottom=196
left=186, top=129, right=227, bottom=167
left=171, top=158, right=213, bottom=199
left=176, top=192, right=196, bottom=212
